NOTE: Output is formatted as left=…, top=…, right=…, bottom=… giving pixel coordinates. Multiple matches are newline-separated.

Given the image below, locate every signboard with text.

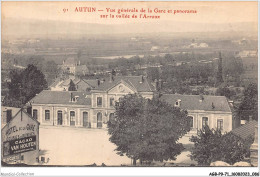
left=3, top=135, right=37, bottom=156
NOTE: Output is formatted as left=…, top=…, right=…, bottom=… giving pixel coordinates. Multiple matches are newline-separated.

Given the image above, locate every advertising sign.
left=3, top=136, right=36, bottom=156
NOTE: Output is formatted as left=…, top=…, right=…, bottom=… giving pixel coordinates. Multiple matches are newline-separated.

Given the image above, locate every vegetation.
left=237, top=83, right=258, bottom=121
left=107, top=94, right=191, bottom=165
left=190, top=125, right=253, bottom=165
left=3, top=64, right=47, bottom=108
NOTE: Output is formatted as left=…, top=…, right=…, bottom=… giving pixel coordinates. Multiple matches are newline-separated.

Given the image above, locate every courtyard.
left=39, top=126, right=196, bottom=166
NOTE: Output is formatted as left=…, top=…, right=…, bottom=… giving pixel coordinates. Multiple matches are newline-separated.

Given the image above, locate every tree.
left=190, top=126, right=253, bottom=166
left=68, top=80, right=76, bottom=91
left=107, top=94, right=190, bottom=165
left=216, top=87, right=236, bottom=99
left=237, top=83, right=258, bottom=121
left=4, top=64, right=47, bottom=107
left=146, top=67, right=159, bottom=81
left=216, top=52, right=223, bottom=85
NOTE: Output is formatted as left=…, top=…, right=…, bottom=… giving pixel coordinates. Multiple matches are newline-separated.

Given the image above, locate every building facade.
left=30, top=76, right=154, bottom=128
left=1, top=109, right=40, bottom=165
left=160, top=94, right=233, bottom=133
left=29, top=76, right=232, bottom=132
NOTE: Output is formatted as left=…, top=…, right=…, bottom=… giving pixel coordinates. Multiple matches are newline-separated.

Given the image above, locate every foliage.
left=108, top=94, right=190, bottom=164
left=216, top=87, right=236, bottom=99
left=3, top=64, right=47, bottom=107
left=146, top=67, right=159, bottom=81
left=190, top=126, right=253, bottom=165
left=237, top=83, right=258, bottom=121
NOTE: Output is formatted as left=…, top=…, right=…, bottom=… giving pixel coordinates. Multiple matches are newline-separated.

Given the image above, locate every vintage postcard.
left=1, top=1, right=259, bottom=176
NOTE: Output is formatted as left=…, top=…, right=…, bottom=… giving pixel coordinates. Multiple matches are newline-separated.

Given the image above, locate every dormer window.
left=175, top=99, right=181, bottom=107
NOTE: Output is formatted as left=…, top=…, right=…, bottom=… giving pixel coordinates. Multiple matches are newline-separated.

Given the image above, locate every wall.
left=1, top=110, right=39, bottom=165
left=188, top=110, right=232, bottom=133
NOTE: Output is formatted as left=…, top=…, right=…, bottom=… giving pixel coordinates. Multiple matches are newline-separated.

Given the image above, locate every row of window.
left=33, top=109, right=223, bottom=130
left=33, top=109, right=115, bottom=127
left=97, top=97, right=116, bottom=107
left=188, top=116, right=224, bottom=131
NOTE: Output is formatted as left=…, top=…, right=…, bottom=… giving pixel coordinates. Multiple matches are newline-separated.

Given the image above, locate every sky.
left=2, top=1, right=258, bottom=25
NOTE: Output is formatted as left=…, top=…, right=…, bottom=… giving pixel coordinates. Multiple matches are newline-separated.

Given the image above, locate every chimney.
left=70, top=92, right=73, bottom=102
left=159, top=79, right=163, bottom=90
left=228, top=100, right=234, bottom=107
left=109, top=73, right=114, bottom=83
left=140, top=75, right=144, bottom=83
left=212, top=102, right=215, bottom=109
left=155, top=79, right=159, bottom=91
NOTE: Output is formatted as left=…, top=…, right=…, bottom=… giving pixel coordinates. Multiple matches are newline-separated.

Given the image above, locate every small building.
left=1, top=109, right=40, bottom=165
left=49, top=76, right=98, bottom=91
left=160, top=94, right=232, bottom=133
left=61, top=57, right=89, bottom=75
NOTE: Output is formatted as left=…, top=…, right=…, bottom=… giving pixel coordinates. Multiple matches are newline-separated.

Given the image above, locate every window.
left=45, top=110, right=50, bottom=121
left=97, top=112, right=102, bottom=128
left=83, top=112, right=89, bottom=127
left=217, top=119, right=223, bottom=131
left=109, top=113, right=115, bottom=121
left=33, top=109, right=38, bottom=120
left=110, top=97, right=114, bottom=107
left=6, top=109, right=12, bottom=123
left=202, top=117, right=208, bottom=130
left=97, top=97, right=102, bottom=107
left=70, top=111, right=76, bottom=126
left=175, top=101, right=179, bottom=106
left=57, top=111, right=63, bottom=125
left=188, top=116, right=193, bottom=128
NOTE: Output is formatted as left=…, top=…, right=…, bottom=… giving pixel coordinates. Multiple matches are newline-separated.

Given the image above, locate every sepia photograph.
left=0, top=1, right=259, bottom=176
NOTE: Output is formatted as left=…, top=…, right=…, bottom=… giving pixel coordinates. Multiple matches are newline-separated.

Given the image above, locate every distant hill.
left=2, top=17, right=257, bottom=39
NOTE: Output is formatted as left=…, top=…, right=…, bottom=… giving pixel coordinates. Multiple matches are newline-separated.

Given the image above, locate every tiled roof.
left=29, top=90, right=91, bottom=106
left=230, top=120, right=258, bottom=140
left=93, top=76, right=155, bottom=92
left=83, top=79, right=99, bottom=88
left=160, top=94, right=231, bottom=112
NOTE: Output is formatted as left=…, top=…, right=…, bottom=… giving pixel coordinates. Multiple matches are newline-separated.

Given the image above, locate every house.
left=1, top=109, right=40, bottom=165
left=61, top=57, right=89, bottom=75
left=49, top=76, right=98, bottom=91
left=29, top=75, right=155, bottom=128
left=160, top=94, right=233, bottom=133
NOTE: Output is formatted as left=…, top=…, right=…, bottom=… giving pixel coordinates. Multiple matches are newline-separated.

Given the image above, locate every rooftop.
left=230, top=120, right=258, bottom=140
left=29, top=90, right=91, bottom=106
left=93, top=76, right=155, bottom=92
left=160, top=94, right=231, bottom=112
